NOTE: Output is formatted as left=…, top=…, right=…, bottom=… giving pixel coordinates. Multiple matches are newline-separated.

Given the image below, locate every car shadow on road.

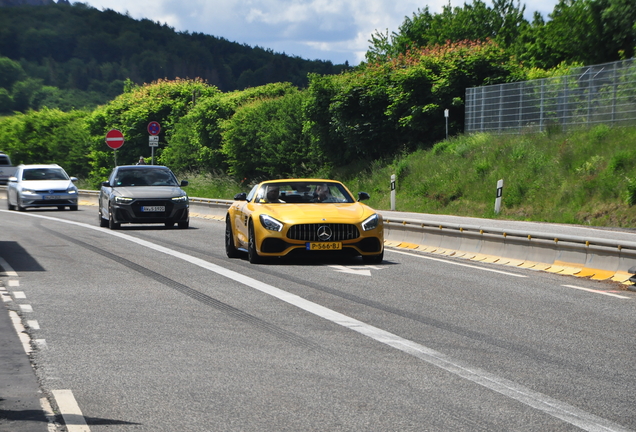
left=113, top=225, right=198, bottom=231
left=254, top=253, right=397, bottom=267
left=0, top=241, right=45, bottom=272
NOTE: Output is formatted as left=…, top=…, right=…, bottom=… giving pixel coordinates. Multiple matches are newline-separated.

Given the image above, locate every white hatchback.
left=6, top=164, right=78, bottom=211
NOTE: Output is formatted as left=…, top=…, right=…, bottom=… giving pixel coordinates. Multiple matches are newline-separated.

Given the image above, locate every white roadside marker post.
left=495, top=178, right=504, bottom=214
left=391, top=174, right=396, bottom=211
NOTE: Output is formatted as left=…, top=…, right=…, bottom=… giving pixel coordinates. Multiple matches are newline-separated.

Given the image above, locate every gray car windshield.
left=114, top=169, right=178, bottom=187
left=22, top=168, right=68, bottom=181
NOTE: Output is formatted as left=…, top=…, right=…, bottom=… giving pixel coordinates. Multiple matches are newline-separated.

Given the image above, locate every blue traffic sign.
left=148, top=121, right=161, bottom=136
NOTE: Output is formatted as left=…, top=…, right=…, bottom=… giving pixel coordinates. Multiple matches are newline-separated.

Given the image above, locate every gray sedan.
left=99, top=165, right=189, bottom=229
left=6, top=164, right=78, bottom=211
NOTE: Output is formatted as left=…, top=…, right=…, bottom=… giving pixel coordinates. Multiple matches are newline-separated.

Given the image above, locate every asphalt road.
left=1, top=205, right=635, bottom=431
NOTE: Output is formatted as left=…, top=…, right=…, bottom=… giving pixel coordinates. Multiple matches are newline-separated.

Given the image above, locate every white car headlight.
left=259, top=214, right=284, bottom=232
left=68, top=188, right=77, bottom=194
left=172, top=195, right=188, bottom=202
left=362, top=214, right=379, bottom=231
left=21, top=189, right=36, bottom=195
left=115, top=196, right=133, bottom=204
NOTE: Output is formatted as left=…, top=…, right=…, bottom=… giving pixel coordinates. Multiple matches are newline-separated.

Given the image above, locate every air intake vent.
left=287, top=224, right=359, bottom=242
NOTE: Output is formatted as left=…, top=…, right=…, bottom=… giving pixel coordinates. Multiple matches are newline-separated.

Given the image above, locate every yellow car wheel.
left=247, top=220, right=262, bottom=264
left=225, top=217, right=241, bottom=258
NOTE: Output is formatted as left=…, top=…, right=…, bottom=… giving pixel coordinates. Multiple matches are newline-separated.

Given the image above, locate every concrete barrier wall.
left=382, top=217, right=636, bottom=285
left=6, top=188, right=634, bottom=285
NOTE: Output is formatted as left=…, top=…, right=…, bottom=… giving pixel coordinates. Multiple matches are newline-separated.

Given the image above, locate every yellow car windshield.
left=255, top=182, right=354, bottom=204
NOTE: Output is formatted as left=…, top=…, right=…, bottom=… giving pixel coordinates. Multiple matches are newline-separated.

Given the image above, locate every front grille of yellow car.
left=287, top=223, right=360, bottom=242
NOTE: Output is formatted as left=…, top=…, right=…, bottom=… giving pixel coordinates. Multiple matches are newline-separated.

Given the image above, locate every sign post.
left=105, top=129, right=125, bottom=166
left=148, top=121, right=161, bottom=165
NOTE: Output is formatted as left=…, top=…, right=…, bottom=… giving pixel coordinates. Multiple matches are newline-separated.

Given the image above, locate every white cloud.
left=75, top=0, right=560, bottom=65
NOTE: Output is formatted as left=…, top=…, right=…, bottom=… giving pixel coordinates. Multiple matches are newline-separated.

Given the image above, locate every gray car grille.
left=287, top=223, right=360, bottom=242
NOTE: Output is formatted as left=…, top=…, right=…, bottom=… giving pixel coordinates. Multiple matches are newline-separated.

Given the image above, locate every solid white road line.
left=387, top=247, right=528, bottom=277
left=2, top=210, right=631, bottom=432
left=562, top=284, right=630, bottom=299
left=52, top=389, right=91, bottom=432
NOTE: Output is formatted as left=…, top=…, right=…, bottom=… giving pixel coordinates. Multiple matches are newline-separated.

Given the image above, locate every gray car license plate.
left=141, top=206, right=165, bottom=212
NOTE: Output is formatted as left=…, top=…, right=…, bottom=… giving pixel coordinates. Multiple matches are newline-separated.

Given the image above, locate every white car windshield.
left=22, top=168, right=68, bottom=181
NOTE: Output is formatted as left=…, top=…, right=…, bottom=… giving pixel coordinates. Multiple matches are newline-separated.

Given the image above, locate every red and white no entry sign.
left=105, top=129, right=125, bottom=149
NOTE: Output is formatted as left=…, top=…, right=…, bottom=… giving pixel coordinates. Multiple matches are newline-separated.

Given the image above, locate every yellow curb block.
left=384, top=243, right=635, bottom=287
left=396, top=242, right=419, bottom=249
left=611, top=271, right=632, bottom=283
left=590, top=270, right=616, bottom=281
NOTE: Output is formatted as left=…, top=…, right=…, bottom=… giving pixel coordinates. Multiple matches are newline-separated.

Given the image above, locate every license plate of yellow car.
left=307, top=242, right=342, bottom=250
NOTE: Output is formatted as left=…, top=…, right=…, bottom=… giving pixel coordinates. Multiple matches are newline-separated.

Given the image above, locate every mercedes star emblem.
left=317, top=225, right=332, bottom=241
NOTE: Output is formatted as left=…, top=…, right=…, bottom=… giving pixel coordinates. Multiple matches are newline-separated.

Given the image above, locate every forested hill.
left=0, top=2, right=349, bottom=111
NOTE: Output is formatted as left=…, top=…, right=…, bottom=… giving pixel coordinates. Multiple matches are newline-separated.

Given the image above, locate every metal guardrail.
left=383, top=217, right=636, bottom=252
left=1, top=187, right=634, bottom=285
left=382, top=216, right=636, bottom=284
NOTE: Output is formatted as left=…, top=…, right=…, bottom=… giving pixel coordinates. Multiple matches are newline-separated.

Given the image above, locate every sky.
left=74, top=0, right=560, bottom=66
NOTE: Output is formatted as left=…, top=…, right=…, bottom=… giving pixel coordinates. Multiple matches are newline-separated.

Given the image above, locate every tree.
left=0, top=109, right=90, bottom=177
left=0, top=56, right=25, bottom=88
left=0, top=88, right=13, bottom=113
left=11, top=78, right=43, bottom=112
left=221, top=90, right=321, bottom=179
left=518, top=0, right=635, bottom=68
left=309, top=39, right=525, bottom=168
left=600, top=0, right=636, bottom=59
left=85, top=78, right=217, bottom=182
left=163, top=82, right=299, bottom=175
left=366, top=1, right=527, bottom=63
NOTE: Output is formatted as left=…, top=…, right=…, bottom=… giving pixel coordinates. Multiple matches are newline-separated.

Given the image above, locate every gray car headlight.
left=172, top=195, right=188, bottom=202
left=115, top=196, right=133, bottom=204
left=260, top=214, right=284, bottom=232
left=21, top=189, right=37, bottom=195
left=68, top=188, right=77, bottom=194
left=361, top=214, right=379, bottom=231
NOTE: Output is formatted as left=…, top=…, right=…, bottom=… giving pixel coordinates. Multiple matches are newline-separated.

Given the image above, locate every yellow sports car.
left=225, top=179, right=384, bottom=264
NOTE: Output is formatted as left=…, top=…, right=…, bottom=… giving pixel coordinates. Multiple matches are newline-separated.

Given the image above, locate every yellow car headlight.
left=361, top=214, right=379, bottom=231
left=259, top=214, right=283, bottom=232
